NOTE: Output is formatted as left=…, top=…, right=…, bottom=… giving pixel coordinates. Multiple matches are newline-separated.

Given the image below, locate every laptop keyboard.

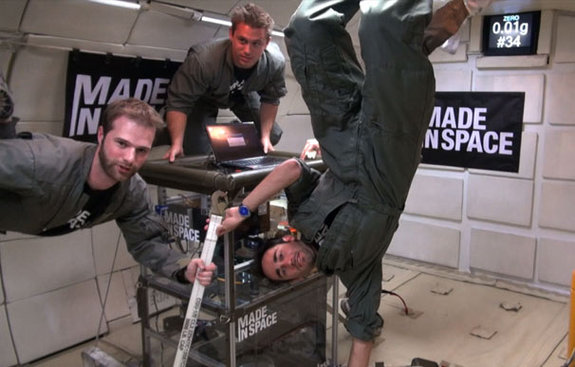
left=235, top=156, right=285, bottom=167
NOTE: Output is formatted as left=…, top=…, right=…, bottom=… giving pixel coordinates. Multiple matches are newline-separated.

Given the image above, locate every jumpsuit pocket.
left=295, top=43, right=362, bottom=117
left=316, top=204, right=359, bottom=275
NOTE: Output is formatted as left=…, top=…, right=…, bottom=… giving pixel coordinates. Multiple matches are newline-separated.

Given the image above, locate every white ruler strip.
left=172, top=214, right=222, bottom=367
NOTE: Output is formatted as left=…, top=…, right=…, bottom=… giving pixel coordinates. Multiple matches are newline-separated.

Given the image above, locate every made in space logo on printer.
left=237, top=305, right=278, bottom=342
left=157, top=203, right=206, bottom=244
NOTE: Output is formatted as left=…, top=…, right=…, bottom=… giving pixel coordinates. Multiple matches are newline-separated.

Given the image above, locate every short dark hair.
left=253, top=232, right=317, bottom=282
left=230, top=3, right=274, bottom=38
left=100, top=98, right=164, bottom=136
left=253, top=235, right=285, bottom=279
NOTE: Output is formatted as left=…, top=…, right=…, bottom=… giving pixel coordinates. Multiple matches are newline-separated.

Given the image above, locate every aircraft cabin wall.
left=0, top=0, right=575, bottom=365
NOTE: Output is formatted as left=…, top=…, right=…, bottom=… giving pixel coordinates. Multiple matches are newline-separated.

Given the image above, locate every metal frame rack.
left=137, top=153, right=336, bottom=367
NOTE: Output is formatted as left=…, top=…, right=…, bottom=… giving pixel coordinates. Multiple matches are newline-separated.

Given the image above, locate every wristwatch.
left=238, top=203, right=251, bottom=217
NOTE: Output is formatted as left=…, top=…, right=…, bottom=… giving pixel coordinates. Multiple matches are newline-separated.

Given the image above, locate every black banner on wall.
left=64, top=51, right=181, bottom=142
left=421, top=92, right=525, bottom=172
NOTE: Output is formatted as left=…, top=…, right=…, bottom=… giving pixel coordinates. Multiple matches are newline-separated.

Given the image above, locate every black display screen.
left=482, top=11, right=541, bottom=56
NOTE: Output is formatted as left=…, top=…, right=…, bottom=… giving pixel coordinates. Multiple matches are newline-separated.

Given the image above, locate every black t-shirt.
left=229, top=65, right=256, bottom=105
left=40, top=183, right=119, bottom=236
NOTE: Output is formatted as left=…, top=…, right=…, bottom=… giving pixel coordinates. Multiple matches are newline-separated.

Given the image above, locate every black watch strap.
left=174, top=267, right=190, bottom=284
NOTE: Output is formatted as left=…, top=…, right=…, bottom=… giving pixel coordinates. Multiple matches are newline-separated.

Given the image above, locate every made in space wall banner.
left=64, top=51, right=181, bottom=142
left=421, top=91, right=525, bottom=172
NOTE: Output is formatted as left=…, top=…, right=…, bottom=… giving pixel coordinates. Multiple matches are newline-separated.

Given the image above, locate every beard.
left=98, top=145, right=137, bottom=182
left=297, top=241, right=317, bottom=270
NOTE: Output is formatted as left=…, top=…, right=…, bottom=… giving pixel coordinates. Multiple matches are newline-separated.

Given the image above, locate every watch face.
left=239, top=205, right=250, bottom=217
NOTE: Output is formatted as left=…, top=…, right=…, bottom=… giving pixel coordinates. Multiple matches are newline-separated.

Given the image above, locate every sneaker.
left=340, top=297, right=350, bottom=316
left=463, top=0, right=494, bottom=16
left=0, top=71, right=14, bottom=122
left=0, top=71, right=17, bottom=139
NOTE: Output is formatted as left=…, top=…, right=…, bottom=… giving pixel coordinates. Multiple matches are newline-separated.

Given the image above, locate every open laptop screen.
left=206, top=123, right=265, bottom=163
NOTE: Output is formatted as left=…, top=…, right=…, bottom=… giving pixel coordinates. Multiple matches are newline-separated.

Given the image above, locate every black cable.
left=151, top=290, right=166, bottom=367
left=381, top=289, right=409, bottom=315
left=95, top=229, right=122, bottom=345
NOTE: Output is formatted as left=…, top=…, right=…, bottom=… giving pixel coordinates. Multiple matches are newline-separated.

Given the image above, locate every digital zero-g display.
left=482, top=11, right=541, bottom=56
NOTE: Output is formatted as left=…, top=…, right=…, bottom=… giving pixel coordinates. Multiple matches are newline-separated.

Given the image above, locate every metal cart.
left=137, top=153, right=338, bottom=367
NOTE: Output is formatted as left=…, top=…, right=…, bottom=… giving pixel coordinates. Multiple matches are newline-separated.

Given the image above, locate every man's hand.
left=261, top=137, right=275, bottom=154
left=464, top=0, right=494, bottom=16
left=216, top=207, right=245, bottom=237
left=164, top=110, right=188, bottom=162
left=185, top=258, right=216, bottom=286
left=259, top=102, right=278, bottom=154
left=300, top=138, right=321, bottom=160
left=162, top=144, right=184, bottom=163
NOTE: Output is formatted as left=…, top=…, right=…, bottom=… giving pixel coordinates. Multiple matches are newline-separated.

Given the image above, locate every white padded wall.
left=429, top=43, right=468, bottom=63
left=96, top=271, right=133, bottom=322
left=275, top=114, right=313, bottom=154
left=0, top=0, right=26, bottom=32
left=470, top=228, right=536, bottom=279
left=473, top=74, right=544, bottom=124
left=388, top=220, right=461, bottom=268
left=10, top=47, right=67, bottom=132
left=555, top=13, right=575, bottom=63
left=543, top=130, right=575, bottom=180
left=0, top=306, right=17, bottom=367
left=434, top=69, right=472, bottom=91
left=7, top=280, right=105, bottom=364
left=539, top=181, right=575, bottom=232
left=538, top=237, right=575, bottom=286
left=0, top=230, right=94, bottom=303
left=467, top=175, right=534, bottom=227
left=279, top=69, right=308, bottom=115
left=404, top=174, right=463, bottom=221
left=546, top=72, right=575, bottom=125
left=92, top=221, right=138, bottom=276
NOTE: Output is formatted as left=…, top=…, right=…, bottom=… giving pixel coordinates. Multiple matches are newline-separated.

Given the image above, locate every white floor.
left=25, top=257, right=572, bottom=367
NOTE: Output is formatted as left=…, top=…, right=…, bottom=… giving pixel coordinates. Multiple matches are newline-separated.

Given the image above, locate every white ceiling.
left=0, top=0, right=574, bottom=62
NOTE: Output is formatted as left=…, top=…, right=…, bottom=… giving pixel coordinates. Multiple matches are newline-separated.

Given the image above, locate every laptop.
left=206, top=122, right=287, bottom=170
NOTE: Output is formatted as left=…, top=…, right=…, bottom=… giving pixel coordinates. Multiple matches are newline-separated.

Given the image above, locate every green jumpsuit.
left=283, top=0, right=436, bottom=341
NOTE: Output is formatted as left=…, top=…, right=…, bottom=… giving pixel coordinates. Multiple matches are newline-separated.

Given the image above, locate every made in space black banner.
left=64, top=51, right=181, bottom=142
left=421, top=92, right=525, bottom=172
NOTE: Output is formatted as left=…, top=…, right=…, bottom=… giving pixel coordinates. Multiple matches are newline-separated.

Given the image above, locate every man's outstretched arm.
left=216, top=158, right=302, bottom=236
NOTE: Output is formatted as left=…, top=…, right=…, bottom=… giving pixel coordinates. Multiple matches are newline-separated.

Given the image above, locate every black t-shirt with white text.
left=229, top=65, right=256, bottom=105
left=39, top=183, right=118, bottom=236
